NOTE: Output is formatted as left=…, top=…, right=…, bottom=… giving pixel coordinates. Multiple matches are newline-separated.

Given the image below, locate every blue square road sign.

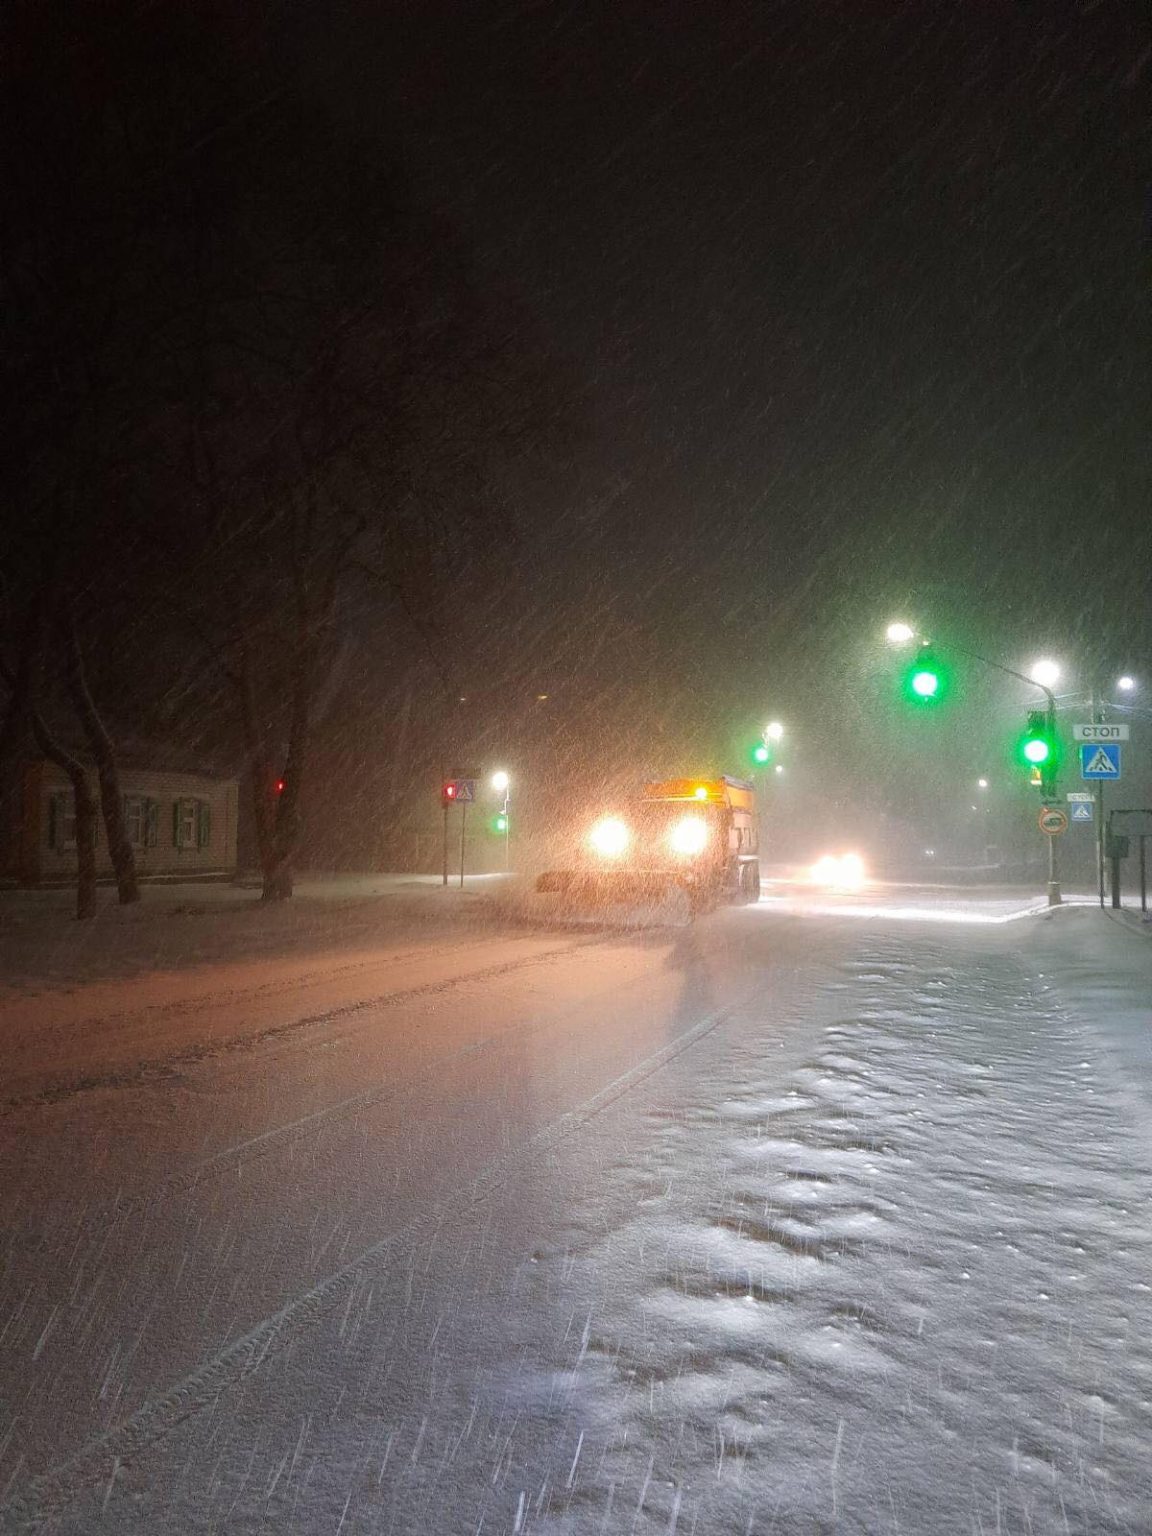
left=1080, top=744, right=1121, bottom=780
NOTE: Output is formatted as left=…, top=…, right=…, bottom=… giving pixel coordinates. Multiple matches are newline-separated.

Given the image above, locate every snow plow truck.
left=536, top=776, right=760, bottom=915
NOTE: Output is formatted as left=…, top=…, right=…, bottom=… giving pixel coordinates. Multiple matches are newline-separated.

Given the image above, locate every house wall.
left=22, top=763, right=239, bottom=883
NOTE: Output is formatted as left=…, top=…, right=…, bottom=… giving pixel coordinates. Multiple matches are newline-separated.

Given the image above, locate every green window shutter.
left=197, top=801, right=211, bottom=849
left=146, top=799, right=159, bottom=848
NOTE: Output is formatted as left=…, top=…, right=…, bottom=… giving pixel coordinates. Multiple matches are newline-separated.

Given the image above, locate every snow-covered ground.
left=0, top=875, right=512, bottom=997
left=1, top=892, right=1150, bottom=1533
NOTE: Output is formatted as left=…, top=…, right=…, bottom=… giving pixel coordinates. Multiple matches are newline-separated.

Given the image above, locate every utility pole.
left=944, top=641, right=1061, bottom=906
left=1091, top=683, right=1106, bottom=909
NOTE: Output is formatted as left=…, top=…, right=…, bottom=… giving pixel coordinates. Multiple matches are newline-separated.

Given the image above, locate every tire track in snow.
left=4, top=921, right=635, bottom=1259
left=0, top=932, right=611, bottom=1116
left=0, top=997, right=743, bottom=1533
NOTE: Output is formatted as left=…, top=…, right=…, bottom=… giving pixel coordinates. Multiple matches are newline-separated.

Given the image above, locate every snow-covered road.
left=2, top=894, right=1151, bottom=1533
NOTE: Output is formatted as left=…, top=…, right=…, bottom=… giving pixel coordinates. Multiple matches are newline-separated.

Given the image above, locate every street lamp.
left=752, top=720, right=785, bottom=766
left=977, top=778, right=989, bottom=789
left=491, top=771, right=511, bottom=870
left=1028, top=659, right=1061, bottom=689
left=1117, top=675, right=1137, bottom=693
left=881, top=622, right=1062, bottom=905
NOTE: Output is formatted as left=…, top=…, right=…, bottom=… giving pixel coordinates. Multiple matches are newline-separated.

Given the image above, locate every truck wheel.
left=740, top=862, right=761, bottom=903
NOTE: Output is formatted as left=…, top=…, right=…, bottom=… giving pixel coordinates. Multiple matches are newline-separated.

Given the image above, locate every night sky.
left=300, top=5, right=1149, bottom=763
left=7, top=1, right=1150, bottom=863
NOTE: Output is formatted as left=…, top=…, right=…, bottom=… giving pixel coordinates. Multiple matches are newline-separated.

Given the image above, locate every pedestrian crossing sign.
left=1080, top=743, right=1121, bottom=780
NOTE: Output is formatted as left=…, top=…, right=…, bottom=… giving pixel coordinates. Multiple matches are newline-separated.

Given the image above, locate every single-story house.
left=12, top=758, right=239, bottom=885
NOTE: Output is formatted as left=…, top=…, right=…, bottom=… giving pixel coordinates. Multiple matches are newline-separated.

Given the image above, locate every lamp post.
left=1038, top=674, right=1144, bottom=906
left=491, top=771, right=511, bottom=871
left=885, top=624, right=1063, bottom=905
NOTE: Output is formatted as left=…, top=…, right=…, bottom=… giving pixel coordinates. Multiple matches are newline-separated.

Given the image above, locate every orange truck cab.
left=536, top=775, right=760, bottom=913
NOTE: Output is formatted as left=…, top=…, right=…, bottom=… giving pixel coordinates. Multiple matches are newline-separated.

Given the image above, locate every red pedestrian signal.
left=275, top=777, right=286, bottom=795
left=441, top=781, right=457, bottom=806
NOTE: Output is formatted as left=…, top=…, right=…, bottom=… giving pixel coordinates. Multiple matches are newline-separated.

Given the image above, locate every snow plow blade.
left=535, top=869, right=680, bottom=904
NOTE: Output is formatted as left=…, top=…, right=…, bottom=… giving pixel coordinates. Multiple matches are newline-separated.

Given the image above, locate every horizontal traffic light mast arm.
left=924, top=638, right=1057, bottom=714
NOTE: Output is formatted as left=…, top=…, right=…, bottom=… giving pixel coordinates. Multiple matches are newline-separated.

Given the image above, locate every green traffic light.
left=752, top=743, right=771, bottom=764
left=493, top=814, right=508, bottom=833
left=901, top=653, right=949, bottom=705
left=1016, top=711, right=1057, bottom=778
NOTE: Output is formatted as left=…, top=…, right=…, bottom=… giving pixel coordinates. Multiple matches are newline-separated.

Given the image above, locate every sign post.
left=1038, top=806, right=1067, bottom=904
left=441, top=779, right=477, bottom=887
left=1079, top=728, right=1123, bottom=909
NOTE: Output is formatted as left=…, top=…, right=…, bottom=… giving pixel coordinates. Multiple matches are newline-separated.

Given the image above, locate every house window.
left=48, top=792, right=77, bottom=850
left=124, top=796, right=159, bottom=848
left=174, top=798, right=212, bottom=850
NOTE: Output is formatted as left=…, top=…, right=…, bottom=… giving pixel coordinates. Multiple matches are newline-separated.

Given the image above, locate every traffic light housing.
left=752, top=742, right=771, bottom=765
left=1017, top=711, right=1058, bottom=795
left=441, top=781, right=458, bottom=807
left=492, top=812, right=509, bottom=834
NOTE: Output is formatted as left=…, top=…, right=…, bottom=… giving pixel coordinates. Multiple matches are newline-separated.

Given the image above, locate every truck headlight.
left=668, top=815, right=708, bottom=856
left=588, top=817, right=630, bottom=858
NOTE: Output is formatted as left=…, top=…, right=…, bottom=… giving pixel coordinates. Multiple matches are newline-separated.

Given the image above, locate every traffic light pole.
left=926, top=639, right=1062, bottom=906
left=1091, top=684, right=1106, bottom=909
left=1044, top=695, right=1062, bottom=907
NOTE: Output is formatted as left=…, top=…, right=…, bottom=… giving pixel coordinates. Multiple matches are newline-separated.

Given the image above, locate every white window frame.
left=124, top=795, right=145, bottom=848
left=176, top=798, right=198, bottom=850
left=49, top=791, right=77, bottom=850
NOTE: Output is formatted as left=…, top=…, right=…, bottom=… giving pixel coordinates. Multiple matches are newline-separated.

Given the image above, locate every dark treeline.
left=0, top=1, right=573, bottom=912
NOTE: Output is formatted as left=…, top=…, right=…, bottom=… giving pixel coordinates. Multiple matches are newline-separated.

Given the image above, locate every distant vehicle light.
left=668, top=815, right=708, bottom=857
left=589, top=817, right=630, bottom=858
left=811, top=853, right=867, bottom=890
left=694, top=785, right=708, bottom=800
left=839, top=853, right=866, bottom=887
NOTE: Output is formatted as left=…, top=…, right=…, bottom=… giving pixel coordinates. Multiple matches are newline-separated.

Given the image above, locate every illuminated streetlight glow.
left=1117, top=675, right=1136, bottom=692
left=1029, top=659, right=1061, bottom=688
left=765, top=720, right=784, bottom=741
left=886, top=622, right=915, bottom=644
left=977, top=778, right=989, bottom=789
left=491, top=770, right=510, bottom=793
left=774, top=764, right=785, bottom=775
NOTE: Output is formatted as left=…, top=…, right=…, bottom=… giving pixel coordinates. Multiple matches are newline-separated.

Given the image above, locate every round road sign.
left=1038, top=807, right=1068, bottom=836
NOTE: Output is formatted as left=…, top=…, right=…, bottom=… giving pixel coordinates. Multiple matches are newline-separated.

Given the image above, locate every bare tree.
left=57, top=595, right=139, bottom=903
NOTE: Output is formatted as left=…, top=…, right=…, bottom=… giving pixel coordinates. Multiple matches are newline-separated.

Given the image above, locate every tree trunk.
left=235, top=648, right=296, bottom=902
left=0, top=573, right=51, bottom=853
left=58, top=597, right=140, bottom=904
left=31, top=716, right=99, bottom=920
